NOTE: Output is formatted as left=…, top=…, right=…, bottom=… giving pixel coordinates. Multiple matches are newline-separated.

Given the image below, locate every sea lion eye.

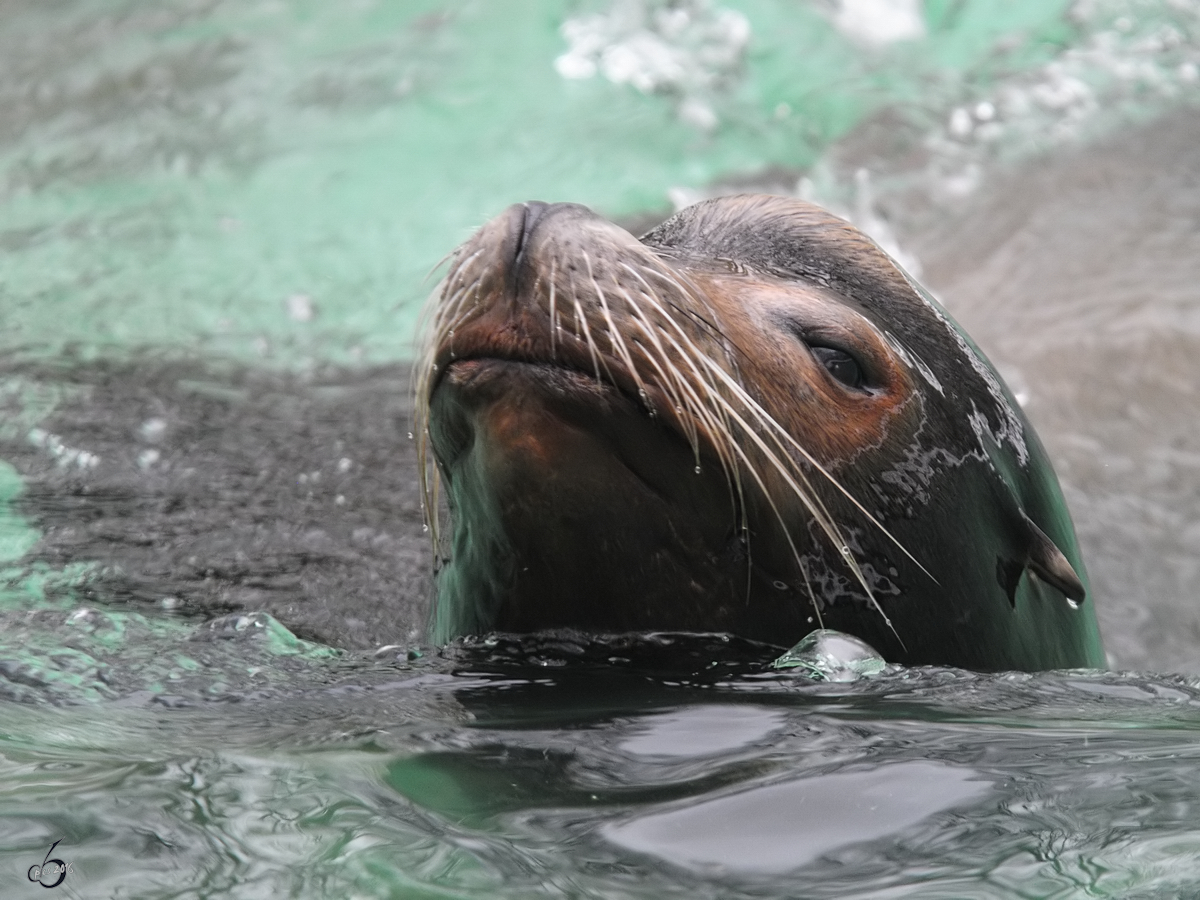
left=810, top=345, right=864, bottom=389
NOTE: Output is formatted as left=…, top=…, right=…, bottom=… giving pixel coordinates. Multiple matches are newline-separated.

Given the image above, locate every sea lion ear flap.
left=1021, top=512, right=1086, bottom=603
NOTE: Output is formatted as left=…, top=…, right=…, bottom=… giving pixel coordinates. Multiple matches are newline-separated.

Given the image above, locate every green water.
left=5, top=0, right=1200, bottom=895
left=0, top=0, right=1079, bottom=366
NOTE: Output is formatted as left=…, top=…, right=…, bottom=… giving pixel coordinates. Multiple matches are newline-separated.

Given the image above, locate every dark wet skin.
left=429, top=359, right=747, bottom=637
left=423, top=197, right=1106, bottom=671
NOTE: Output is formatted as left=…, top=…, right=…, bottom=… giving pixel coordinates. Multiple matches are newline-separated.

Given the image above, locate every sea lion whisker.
left=415, top=429, right=440, bottom=552
left=624, top=305, right=756, bottom=592
left=435, top=287, right=482, bottom=349
left=622, top=281, right=730, bottom=385
left=548, top=259, right=558, bottom=358
left=624, top=308, right=720, bottom=461
left=423, top=245, right=467, bottom=286
left=711, top=413, right=828, bottom=632
left=414, top=324, right=442, bottom=551
left=624, top=299, right=747, bottom=470
left=627, top=306, right=743, bottom=476
left=694, top=376, right=840, bottom=556
left=417, top=272, right=457, bottom=332
left=414, top=273, right=482, bottom=556
left=586, top=254, right=654, bottom=411
left=690, top=350, right=908, bottom=609
left=701, top=383, right=898, bottom=642
left=609, top=289, right=758, bottom=573
left=440, top=248, right=485, bottom=304
left=571, top=293, right=609, bottom=384
left=631, top=262, right=736, bottom=363
left=635, top=259, right=718, bottom=319
left=693, top=352, right=935, bottom=585
left=425, top=279, right=479, bottom=355
left=626, top=314, right=759, bottom=580
left=640, top=316, right=794, bottom=555
left=619, top=289, right=706, bottom=447
left=621, top=263, right=730, bottom=352
left=446, top=275, right=486, bottom=328
left=625, top=313, right=732, bottom=475
left=665, top=345, right=894, bottom=630
left=798, top=558, right=820, bottom=629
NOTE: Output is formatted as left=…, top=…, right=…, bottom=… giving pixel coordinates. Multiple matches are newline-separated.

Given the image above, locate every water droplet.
left=407, top=432, right=414, bottom=440
left=1066, top=598, right=1081, bottom=610
left=772, top=580, right=788, bottom=591
left=694, top=465, right=702, bottom=475
left=422, top=524, right=429, bottom=533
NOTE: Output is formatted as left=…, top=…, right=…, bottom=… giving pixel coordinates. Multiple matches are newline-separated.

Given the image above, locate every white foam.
left=833, top=0, right=925, bottom=46
left=555, top=0, right=750, bottom=129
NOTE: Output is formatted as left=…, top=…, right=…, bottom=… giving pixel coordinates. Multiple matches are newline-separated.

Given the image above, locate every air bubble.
left=771, top=629, right=887, bottom=681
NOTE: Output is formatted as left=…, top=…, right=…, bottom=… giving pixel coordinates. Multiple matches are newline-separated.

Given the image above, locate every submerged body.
left=417, top=196, right=1105, bottom=671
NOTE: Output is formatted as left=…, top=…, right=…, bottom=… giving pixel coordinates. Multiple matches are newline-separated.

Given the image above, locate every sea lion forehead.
left=642, top=194, right=914, bottom=299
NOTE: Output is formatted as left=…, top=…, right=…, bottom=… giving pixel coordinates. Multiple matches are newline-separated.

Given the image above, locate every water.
left=7, top=640, right=1200, bottom=897
left=4, top=0, right=1200, bottom=895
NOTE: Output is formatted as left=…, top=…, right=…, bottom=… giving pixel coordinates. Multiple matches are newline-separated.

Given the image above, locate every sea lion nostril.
left=513, top=201, right=554, bottom=263
left=507, top=201, right=554, bottom=296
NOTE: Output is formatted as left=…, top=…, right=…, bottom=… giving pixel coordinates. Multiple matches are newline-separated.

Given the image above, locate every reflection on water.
left=604, top=761, right=992, bottom=874
left=5, top=649, right=1200, bottom=896
left=4, top=0, right=1200, bottom=896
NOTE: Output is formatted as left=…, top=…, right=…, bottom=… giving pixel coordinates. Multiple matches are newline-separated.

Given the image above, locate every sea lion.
left=416, top=195, right=1106, bottom=672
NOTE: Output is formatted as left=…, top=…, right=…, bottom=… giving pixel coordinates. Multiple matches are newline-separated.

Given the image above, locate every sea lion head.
left=416, top=195, right=1105, bottom=671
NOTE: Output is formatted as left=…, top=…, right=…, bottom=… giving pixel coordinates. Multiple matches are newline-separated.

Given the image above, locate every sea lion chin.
left=416, top=195, right=1106, bottom=672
